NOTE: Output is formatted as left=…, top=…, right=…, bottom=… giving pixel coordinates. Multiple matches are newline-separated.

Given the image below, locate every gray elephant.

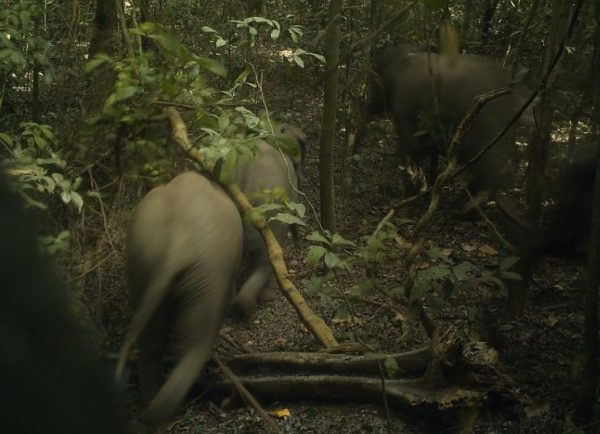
left=116, top=171, right=243, bottom=425
left=367, top=45, right=532, bottom=195
left=231, top=124, right=306, bottom=320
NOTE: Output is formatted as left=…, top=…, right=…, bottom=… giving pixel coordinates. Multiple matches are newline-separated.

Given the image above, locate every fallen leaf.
left=442, top=248, right=453, bottom=256
left=268, top=408, right=291, bottom=419
left=395, top=235, right=413, bottom=249
left=478, top=244, right=498, bottom=255
left=461, top=243, right=477, bottom=252
left=524, top=401, right=551, bottom=419
left=544, top=315, right=559, bottom=327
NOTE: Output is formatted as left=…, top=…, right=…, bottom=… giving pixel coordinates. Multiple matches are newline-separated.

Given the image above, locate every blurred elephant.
left=367, top=45, right=532, bottom=195
left=231, top=123, right=307, bottom=320
left=116, top=171, right=243, bottom=425
left=0, top=172, right=128, bottom=434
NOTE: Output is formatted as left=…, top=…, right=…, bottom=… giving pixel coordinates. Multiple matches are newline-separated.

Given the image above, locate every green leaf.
left=193, top=55, right=227, bottom=77
left=149, top=32, right=183, bottom=55
left=501, top=271, right=523, bottom=282
left=307, top=245, right=327, bottom=266
left=500, top=256, right=521, bottom=271
left=33, top=135, right=48, bottom=149
left=307, top=231, right=331, bottom=246
left=286, top=201, right=305, bottom=217
left=270, top=28, right=280, bottom=39
left=112, top=86, right=138, bottom=103
left=292, top=54, right=305, bottom=68
left=384, top=356, right=399, bottom=378
left=216, top=37, right=227, bottom=48
left=331, top=233, right=356, bottom=247
left=202, top=26, right=217, bottom=33
left=0, top=132, right=13, bottom=146
left=269, top=213, right=305, bottom=226
left=324, top=252, right=342, bottom=269
left=453, top=261, right=478, bottom=281
left=84, top=54, right=111, bottom=73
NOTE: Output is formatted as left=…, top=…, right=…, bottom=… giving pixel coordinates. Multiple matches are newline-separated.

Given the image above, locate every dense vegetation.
left=1, top=0, right=599, bottom=432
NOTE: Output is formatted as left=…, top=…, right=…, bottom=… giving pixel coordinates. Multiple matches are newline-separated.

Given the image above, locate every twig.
left=213, top=354, right=281, bottom=434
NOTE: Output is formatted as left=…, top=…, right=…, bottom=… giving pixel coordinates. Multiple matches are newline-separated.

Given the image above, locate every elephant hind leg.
left=140, top=337, right=213, bottom=425
left=138, top=306, right=168, bottom=404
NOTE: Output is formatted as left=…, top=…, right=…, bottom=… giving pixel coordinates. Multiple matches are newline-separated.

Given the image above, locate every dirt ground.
left=97, top=47, right=588, bottom=434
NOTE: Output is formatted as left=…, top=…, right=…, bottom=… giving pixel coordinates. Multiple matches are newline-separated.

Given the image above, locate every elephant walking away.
left=231, top=125, right=306, bottom=320
left=116, top=171, right=243, bottom=425
left=367, top=46, right=532, bottom=196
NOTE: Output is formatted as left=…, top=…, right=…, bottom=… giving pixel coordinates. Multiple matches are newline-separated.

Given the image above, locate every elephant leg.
left=232, top=263, right=272, bottom=320
left=141, top=341, right=212, bottom=425
left=141, top=284, right=228, bottom=425
left=137, top=306, right=168, bottom=404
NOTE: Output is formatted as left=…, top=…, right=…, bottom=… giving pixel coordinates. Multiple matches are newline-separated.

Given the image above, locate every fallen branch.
left=225, top=347, right=431, bottom=377
left=209, top=375, right=485, bottom=413
left=165, top=107, right=339, bottom=349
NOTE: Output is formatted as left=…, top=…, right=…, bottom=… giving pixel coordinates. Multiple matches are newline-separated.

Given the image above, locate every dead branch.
left=209, top=375, right=485, bottom=414
left=224, top=347, right=431, bottom=377
left=164, top=107, right=339, bottom=349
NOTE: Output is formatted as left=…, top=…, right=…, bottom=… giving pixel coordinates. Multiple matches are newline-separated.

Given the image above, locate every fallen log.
left=225, top=347, right=431, bottom=377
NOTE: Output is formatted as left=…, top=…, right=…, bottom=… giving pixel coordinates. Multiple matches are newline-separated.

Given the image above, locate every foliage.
left=304, top=221, right=524, bottom=326
left=0, top=122, right=83, bottom=253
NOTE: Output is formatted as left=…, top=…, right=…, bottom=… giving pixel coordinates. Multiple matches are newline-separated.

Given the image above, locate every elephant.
left=116, top=171, right=243, bottom=425
left=0, top=172, right=128, bottom=434
left=366, top=45, right=533, bottom=196
left=230, top=124, right=306, bottom=320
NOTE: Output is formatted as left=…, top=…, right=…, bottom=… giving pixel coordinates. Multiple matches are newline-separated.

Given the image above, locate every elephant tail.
left=115, top=268, right=173, bottom=386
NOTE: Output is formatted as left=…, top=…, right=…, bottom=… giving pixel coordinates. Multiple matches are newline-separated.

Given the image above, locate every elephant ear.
left=278, top=123, right=308, bottom=186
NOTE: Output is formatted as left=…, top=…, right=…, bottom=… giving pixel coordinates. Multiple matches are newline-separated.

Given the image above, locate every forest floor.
left=96, top=45, right=588, bottom=434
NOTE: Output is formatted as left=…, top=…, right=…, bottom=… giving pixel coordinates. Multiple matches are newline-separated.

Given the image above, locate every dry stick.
left=213, top=354, right=281, bottom=434
left=409, top=88, right=511, bottom=244
left=462, top=186, right=512, bottom=249
left=164, top=107, right=339, bottom=349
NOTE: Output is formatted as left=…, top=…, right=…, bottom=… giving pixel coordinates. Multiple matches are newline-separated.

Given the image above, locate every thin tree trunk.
left=319, top=0, right=343, bottom=232
left=578, top=0, right=600, bottom=422
left=85, top=0, right=118, bottom=116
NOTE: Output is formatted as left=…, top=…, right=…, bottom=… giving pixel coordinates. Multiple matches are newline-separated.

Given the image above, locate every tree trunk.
left=525, top=0, right=570, bottom=225
left=577, top=0, right=600, bottom=422
left=319, top=0, right=343, bottom=232
left=85, top=0, right=118, bottom=116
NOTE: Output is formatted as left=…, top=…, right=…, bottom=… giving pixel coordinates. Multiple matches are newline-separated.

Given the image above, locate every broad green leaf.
left=193, top=55, right=227, bottom=77
left=286, top=201, right=305, bottom=217
left=500, top=256, right=521, bottom=271
left=453, top=261, right=478, bottom=281
left=292, top=54, right=304, bottom=68
left=307, top=231, right=331, bottom=246
left=307, top=245, right=327, bottom=266
left=0, top=132, right=13, bottom=146
left=216, top=37, right=227, bottom=47
left=112, top=86, right=138, bottom=103
left=331, top=233, right=356, bottom=247
left=324, top=251, right=342, bottom=269
left=269, top=213, right=305, bottom=226
left=33, top=135, right=48, bottom=149
left=84, top=54, right=111, bottom=73
left=270, top=28, right=280, bottom=39
left=501, top=271, right=523, bottom=281
left=202, top=26, right=217, bottom=33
